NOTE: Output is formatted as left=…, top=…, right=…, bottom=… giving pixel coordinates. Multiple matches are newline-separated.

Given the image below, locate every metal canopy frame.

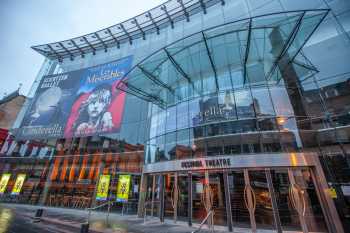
left=119, top=23, right=133, bottom=45
left=243, top=19, right=252, bottom=84
left=32, top=0, right=224, bottom=60
left=115, top=10, right=329, bottom=109
left=177, top=0, right=190, bottom=22
left=202, top=32, right=218, bottom=91
left=146, top=12, right=160, bottom=35
left=164, top=48, right=192, bottom=84
left=70, top=39, right=85, bottom=58
left=94, top=32, right=108, bottom=52
left=81, top=36, right=96, bottom=55
left=132, top=18, right=146, bottom=40
left=137, top=65, right=175, bottom=94
left=265, top=12, right=305, bottom=81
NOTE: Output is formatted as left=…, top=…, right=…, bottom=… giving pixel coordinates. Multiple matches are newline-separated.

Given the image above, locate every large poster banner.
left=0, top=173, right=11, bottom=194
left=96, top=174, right=111, bottom=201
left=116, top=174, right=131, bottom=202
left=11, top=174, right=26, bottom=195
left=18, top=56, right=133, bottom=139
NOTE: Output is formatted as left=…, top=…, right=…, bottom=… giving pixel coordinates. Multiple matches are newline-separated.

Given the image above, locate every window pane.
left=270, top=87, right=294, bottom=116
left=166, top=106, right=177, bottom=132
left=177, top=101, right=189, bottom=130
left=235, top=89, right=255, bottom=118
left=251, top=87, right=275, bottom=117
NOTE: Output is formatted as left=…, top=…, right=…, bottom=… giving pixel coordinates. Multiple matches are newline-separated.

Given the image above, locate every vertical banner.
left=0, top=173, right=11, bottom=194
left=116, top=174, right=131, bottom=202
left=96, top=174, right=110, bottom=201
left=11, top=174, right=26, bottom=195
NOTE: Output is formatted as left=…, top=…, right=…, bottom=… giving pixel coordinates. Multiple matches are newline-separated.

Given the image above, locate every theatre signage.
left=143, top=153, right=314, bottom=173
left=181, top=158, right=231, bottom=169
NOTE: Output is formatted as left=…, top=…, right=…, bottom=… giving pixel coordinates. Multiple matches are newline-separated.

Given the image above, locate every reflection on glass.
left=271, top=170, right=302, bottom=231
left=293, top=169, right=328, bottom=232
left=235, top=89, right=255, bottom=118
left=229, top=171, right=250, bottom=228
left=251, top=87, right=275, bottom=117
left=249, top=170, right=276, bottom=230
left=270, top=87, right=294, bottom=116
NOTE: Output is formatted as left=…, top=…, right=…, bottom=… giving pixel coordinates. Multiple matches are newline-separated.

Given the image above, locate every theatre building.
left=1, top=0, right=350, bottom=232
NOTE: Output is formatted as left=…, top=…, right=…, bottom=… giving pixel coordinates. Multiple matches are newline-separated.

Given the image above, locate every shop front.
left=140, top=153, right=343, bottom=233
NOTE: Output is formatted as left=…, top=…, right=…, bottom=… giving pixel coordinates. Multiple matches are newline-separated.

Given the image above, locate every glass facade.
left=1, top=0, right=350, bottom=232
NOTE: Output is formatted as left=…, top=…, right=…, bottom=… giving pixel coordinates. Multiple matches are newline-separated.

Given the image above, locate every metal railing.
left=85, top=199, right=139, bottom=226
left=86, top=200, right=114, bottom=226
left=191, top=209, right=215, bottom=233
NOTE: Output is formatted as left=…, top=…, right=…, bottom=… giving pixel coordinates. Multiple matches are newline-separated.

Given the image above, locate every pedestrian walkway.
left=0, top=203, right=300, bottom=233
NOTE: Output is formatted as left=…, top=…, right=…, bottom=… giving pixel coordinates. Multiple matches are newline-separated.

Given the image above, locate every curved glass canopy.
left=116, top=10, right=329, bottom=108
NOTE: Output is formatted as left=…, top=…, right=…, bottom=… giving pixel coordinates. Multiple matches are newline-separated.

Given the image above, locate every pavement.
left=0, top=203, right=307, bottom=233
left=0, top=203, right=231, bottom=233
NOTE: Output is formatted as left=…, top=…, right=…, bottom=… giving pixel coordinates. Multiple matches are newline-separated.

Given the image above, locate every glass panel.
left=192, top=172, right=206, bottom=223
left=218, top=91, right=237, bottom=120
left=189, top=98, right=201, bottom=127
left=251, top=87, right=275, bottom=117
left=165, top=132, right=176, bottom=161
left=209, top=173, right=227, bottom=226
left=223, top=134, right=241, bottom=155
left=178, top=173, right=189, bottom=221
left=166, top=106, right=177, bottom=132
left=229, top=171, right=250, bottom=228
left=270, top=87, right=295, bottom=116
left=206, top=21, right=249, bottom=73
left=271, top=170, right=302, bottom=231
left=293, top=169, right=328, bottom=232
left=286, top=11, right=329, bottom=63
left=235, top=89, right=255, bottom=118
left=176, top=129, right=191, bottom=160
left=176, top=101, right=189, bottom=130
left=164, top=173, right=175, bottom=219
left=249, top=170, right=276, bottom=231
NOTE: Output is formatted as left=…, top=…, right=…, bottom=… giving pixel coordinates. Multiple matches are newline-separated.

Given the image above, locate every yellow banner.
left=327, top=188, right=337, bottom=199
left=96, top=175, right=110, bottom=201
left=116, top=174, right=131, bottom=202
left=11, top=174, right=26, bottom=195
left=0, top=174, right=11, bottom=194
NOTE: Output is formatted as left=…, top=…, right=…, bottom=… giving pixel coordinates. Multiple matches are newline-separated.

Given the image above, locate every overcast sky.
left=0, top=0, right=164, bottom=98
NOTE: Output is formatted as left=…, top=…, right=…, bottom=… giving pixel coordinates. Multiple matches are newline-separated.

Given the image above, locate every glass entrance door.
left=163, top=172, right=190, bottom=222
left=154, top=166, right=331, bottom=232
left=192, top=171, right=227, bottom=226
left=228, top=167, right=329, bottom=233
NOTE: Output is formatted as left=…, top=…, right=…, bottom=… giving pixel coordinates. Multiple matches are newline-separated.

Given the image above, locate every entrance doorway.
left=146, top=167, right=333, bottom=232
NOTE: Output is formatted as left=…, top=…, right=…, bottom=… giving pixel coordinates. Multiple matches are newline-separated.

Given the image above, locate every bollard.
left=80, top=222, right=89, bottom=233
left=33, top=209, right=44, bottom=223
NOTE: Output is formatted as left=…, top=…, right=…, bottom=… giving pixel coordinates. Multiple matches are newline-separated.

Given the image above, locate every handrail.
left=86, top=199, right=139, bottom=224
left=86, top=200, right=115, bottom=225
left=191, top=209, right=215, bottom=233
left=86, top=200, right=114, bottom=211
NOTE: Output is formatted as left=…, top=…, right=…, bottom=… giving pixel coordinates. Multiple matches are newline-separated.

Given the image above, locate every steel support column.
left=202, top=32, right=218, bottom=91
left=223, top=171, right=233, bottom=232
left=188, top=172, right=193, bottom=226
left=159, top=174, right=165, bottom=222
left=265, top=169, right=283, bottom=233
left=243, top=19, right=252, bottom=84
